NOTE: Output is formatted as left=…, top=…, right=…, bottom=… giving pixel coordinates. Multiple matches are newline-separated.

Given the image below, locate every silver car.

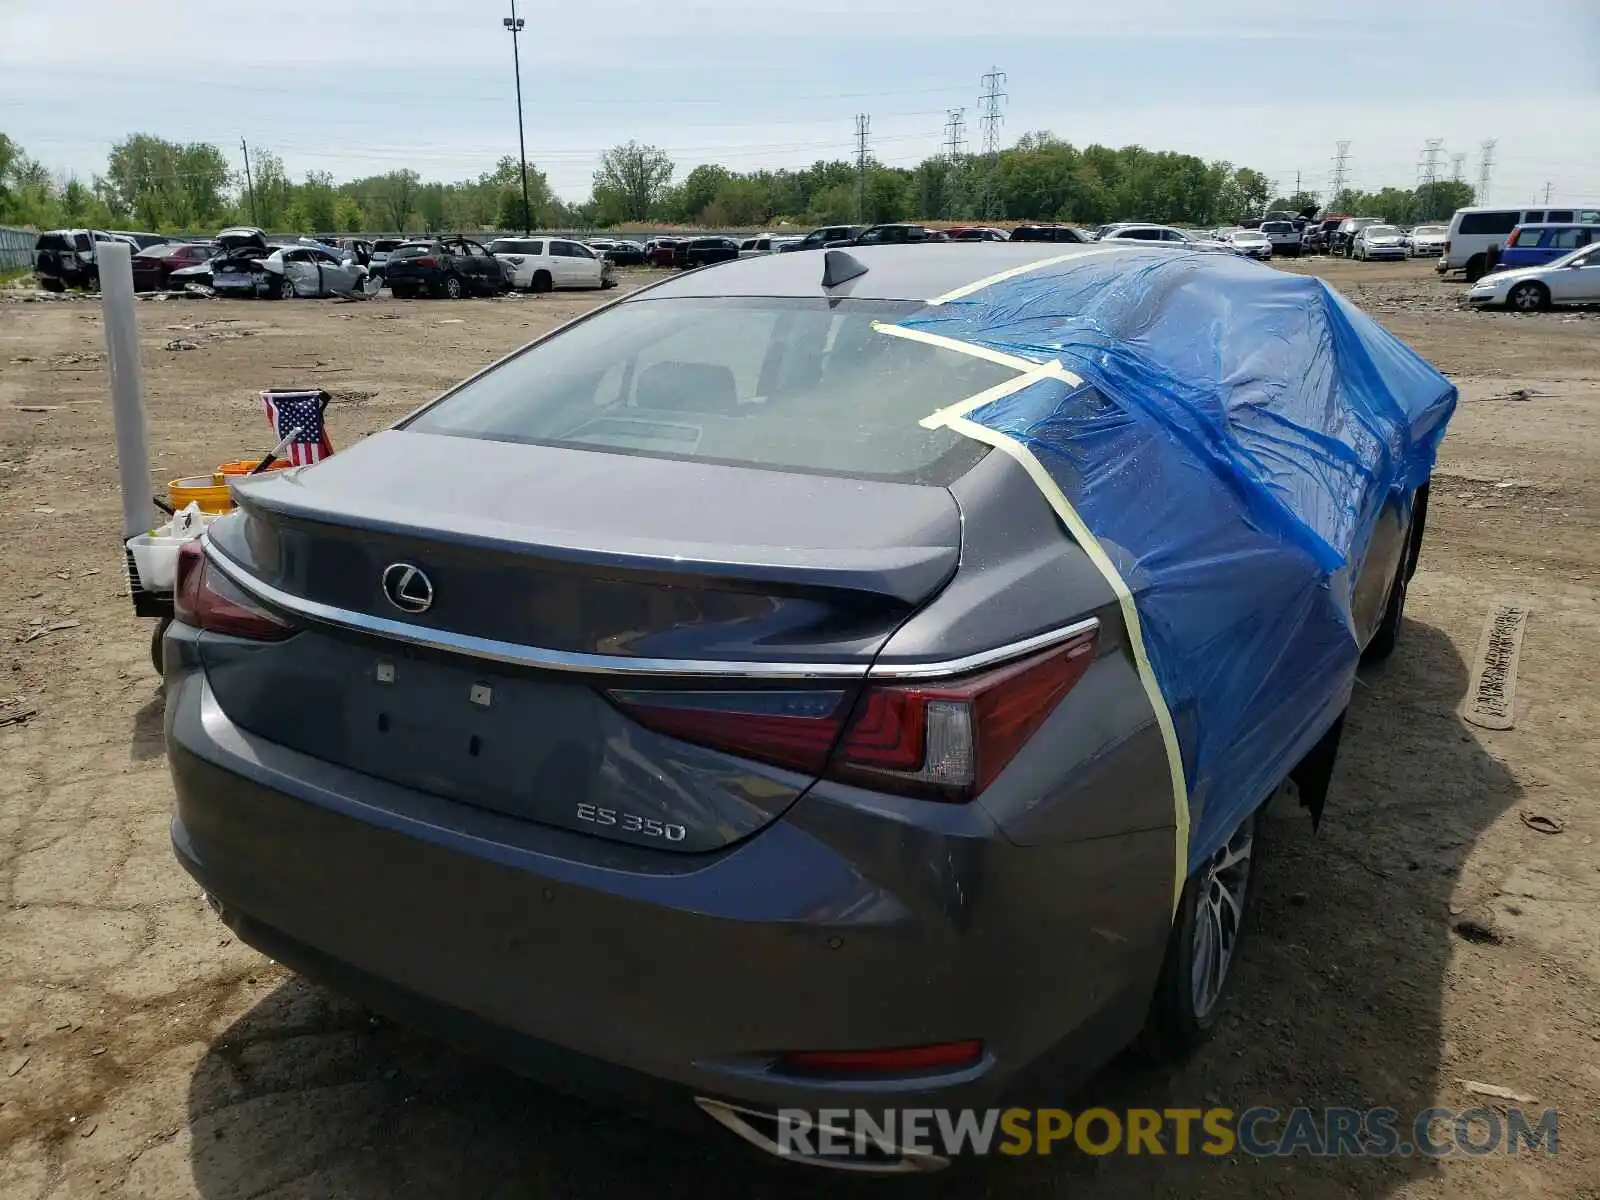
left=212, top=244, right=369, bottom=299
left=1352, top=225, right=1408, bottom=262
left=1468, top=243, right=1600, bottom=310
left=1404, top=225, right=1448, bottom=258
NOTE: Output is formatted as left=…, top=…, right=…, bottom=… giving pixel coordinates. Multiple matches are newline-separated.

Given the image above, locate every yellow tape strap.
left=942, top=415, right=1191, bottom=915
left=931, top=245, right=1130, bottom=305
left=871, top=320, right=1041, bottom=372
left=919, top=360, right=1080, bottom=431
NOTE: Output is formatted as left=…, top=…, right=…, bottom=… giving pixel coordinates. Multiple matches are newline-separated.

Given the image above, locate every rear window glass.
left=406, top=297, right=1018, bottom=484
left=1458, top=211, right=1519, bottom=236
left=390, top=244, right=435, bottom=257
left=36, top=234, right=68, bottom=251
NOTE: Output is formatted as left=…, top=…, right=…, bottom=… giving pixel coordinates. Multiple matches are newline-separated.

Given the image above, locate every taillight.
left=1505, top=230, right=1520, bottom=247
left=412, top=256, right=439, bottom=268
left=173, top=543, right=292, bottom=640
left=608, top=628, right=1096, bottom=802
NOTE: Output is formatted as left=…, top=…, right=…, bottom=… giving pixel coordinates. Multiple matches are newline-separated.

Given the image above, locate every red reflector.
left=173, top=543, right=292, bottom=641
left=782, top=1040, right=983, bottom=1076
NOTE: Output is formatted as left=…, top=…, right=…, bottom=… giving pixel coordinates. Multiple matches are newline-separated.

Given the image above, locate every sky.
left=1, top=0, right=1596, bottom=206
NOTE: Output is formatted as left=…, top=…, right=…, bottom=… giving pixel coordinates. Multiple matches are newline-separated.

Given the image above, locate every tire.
left=275, top=276, right=297, bottom=300
left=1362, top=487, right=1426, bottom=664
left=441, top=274, right=464, bottom=300
left=530, top=270, right=552, bottom=294
left=1463, top=254, right=1488, bottom=283
left=1506, top=281, right=1549, bottom=312
left=1138, top=810, right=1259, bottom=1060
left=40, top=277, right=65, bottom=293
left=150, top=617, right=171, bottom=676
left=390, top=284, right=414, bottom=299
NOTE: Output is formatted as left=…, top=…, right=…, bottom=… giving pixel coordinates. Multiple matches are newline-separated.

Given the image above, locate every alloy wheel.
left=1510, top=284, right=1544, bottom=312
left=1190, top=818, right=1253, bottom=1019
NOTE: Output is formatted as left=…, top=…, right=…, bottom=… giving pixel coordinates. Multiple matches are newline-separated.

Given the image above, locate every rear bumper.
left=164, top=636, right=1173, bottom=1121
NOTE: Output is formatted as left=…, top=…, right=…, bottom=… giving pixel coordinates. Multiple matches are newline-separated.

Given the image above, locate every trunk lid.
left=200, top=431, right=962, bottom=851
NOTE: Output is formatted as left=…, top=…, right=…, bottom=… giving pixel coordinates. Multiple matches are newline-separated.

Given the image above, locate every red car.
left=644, top=237, right=687, bottom=268
left=131, top=243, right=217, bottom=292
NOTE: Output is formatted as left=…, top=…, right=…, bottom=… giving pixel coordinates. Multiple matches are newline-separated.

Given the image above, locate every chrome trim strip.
left=867, top=616, right=1099, bottom=679
left=203, top=538, right=1098, bottom=681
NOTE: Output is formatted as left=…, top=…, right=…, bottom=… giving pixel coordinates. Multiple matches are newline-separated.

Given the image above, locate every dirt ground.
left=0, top=256, right=1596, bottom=1199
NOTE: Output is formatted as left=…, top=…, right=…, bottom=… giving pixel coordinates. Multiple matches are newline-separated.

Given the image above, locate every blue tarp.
left=899, top=248, right=1456, bottom=867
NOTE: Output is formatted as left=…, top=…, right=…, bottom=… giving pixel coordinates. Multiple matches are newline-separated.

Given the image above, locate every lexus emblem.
left=381, top=563, right=434, bottom=614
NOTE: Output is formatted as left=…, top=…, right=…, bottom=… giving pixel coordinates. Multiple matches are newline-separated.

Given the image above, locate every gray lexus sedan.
left=165, top=243, right=1423, bottom=1171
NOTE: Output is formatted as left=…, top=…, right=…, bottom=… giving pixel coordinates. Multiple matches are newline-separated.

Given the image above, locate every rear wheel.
left=150, top=617, right=171, bottom=676
left=1463, top=253, right=1488, bottom=283
left=441, top=274, right=464, bottom=300
left=530, top=269, right=552, bottom=294
left=40, top=277, right=65, bottom=293
left=390, top=284, right=414, bottom=299
left=276, top=276, right=298, bottom=300
left=1507, top=281, right=1549, bottom=312
left=1138, top=811, right=1258, bottom=1060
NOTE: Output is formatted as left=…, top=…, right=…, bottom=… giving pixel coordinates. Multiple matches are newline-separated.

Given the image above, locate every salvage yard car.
left=130, top=242, right=217, bottom=292
left=487, top=237, right=611, bottom=291
left=1404, top=224, right=1448, bottom=258
left=1467, top=242, right=1600, bottom=310
left=164, top=241, right=1453, bottom=1173
left=384, top=237, right=507, bottom=299
left=32, top=229, right=131, bottom=291
left=1221, top=228, right=1273, bottom=260
left=1351, top=224, right=1408, bottom=261
left=212, top=244, right=370, bottom=299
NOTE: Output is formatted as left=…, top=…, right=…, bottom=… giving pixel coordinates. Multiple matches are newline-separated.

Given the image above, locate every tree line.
left=1, top=129, right=1475, bottom=236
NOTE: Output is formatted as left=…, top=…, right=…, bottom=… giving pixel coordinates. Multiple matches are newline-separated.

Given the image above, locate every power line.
left=1476, top=139, right=1496, bottom=204
left=854, top=113, right=870, bottom=223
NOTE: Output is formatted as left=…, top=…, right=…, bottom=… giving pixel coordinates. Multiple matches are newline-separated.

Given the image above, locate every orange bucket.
left=168, top=456, right=290, bottom=514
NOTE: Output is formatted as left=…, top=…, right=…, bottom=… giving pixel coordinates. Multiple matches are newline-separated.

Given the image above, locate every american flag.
left=260, top=390, right=333, bottom=466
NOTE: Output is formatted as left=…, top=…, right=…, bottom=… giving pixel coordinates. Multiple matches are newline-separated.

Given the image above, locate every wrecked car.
left=212, top=238, right=371, bottom=299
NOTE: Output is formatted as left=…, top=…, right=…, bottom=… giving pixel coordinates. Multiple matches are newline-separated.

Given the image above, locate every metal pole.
left=506, top=1, right=531, bottom=235
left=241, top=138, right=258, bottom=226
left=97, top=242, right=154, bottom=540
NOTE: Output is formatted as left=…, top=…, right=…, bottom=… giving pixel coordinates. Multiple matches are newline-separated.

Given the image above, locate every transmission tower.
left=1450, top=153, right=1467, bottom=183
left=854, top=113, right=871, bottom=223
left=1417, top=138, right=1445, bottom=187
left=977, top=68, right=1007, bottom=219
left=1328, top=140, right=1352, bottom=209
left=977, top=68, right=1007, bottom=154
left=944, top=107, right=966, bottom=160
left=1475, top=139, right=1496, bottom=203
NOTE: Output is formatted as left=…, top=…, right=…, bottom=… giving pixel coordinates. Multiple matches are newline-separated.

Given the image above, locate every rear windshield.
left=390, top=244, right=436, bottom=257
left=406, top=297, right=1019, bottom=484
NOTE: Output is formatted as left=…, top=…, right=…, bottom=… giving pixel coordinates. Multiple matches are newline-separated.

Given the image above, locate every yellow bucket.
left=168, top=456, right=291, bottom=514
left=168, top=476, right=235, bottom=514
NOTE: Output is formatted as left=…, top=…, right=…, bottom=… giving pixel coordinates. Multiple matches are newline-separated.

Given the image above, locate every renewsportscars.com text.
left=773, top=1106, right=1559, bottom=1160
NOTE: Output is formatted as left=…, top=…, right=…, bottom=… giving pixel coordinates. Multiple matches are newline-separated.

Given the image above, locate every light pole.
left=503, top=2, right=532, bottom=235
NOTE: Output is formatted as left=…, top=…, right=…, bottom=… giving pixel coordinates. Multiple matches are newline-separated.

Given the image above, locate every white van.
left=1441, top=203, right=1600, bottom=281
